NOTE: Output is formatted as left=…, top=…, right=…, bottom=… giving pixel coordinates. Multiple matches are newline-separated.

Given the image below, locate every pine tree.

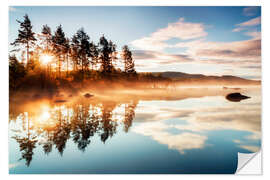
left=89, top=42, right=99, bottom=70
left=98, top=35, right=116, bottom=73
left=71, top=28, right=91, bottom=72
left=64, top=38, right=70, bottom=75
left=11, top=14, right=37, bottom=67
left=41, top=24, right=52, bottom=52
left=52, top=25, right=67, bottom=76
left=122, top=45, right=135, bottom=74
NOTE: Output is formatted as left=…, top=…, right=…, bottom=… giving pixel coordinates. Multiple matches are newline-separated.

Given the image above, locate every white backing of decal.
left=236, top=150, right=262, bottom=175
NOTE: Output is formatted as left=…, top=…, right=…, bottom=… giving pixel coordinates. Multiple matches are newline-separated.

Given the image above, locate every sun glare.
left=40, top=54, right=53, bottom=64
left=38, top=111, right=51, bottom=123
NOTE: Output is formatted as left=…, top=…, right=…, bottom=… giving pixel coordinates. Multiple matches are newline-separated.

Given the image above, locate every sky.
left=9, top=6, right=261, bottom=79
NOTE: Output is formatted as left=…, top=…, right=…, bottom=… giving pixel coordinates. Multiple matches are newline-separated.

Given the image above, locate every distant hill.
left=150, top=71, right=261, bottom=86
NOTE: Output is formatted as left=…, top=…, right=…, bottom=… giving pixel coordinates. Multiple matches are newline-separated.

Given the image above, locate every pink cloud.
left=176, top=38, right=261, bottom=62
left=232, top=27, right=245, bottom=32
left=245, top=31, right=261, bottom=39
left=130, top=17, right=261, bottom=79
left=237, top=16, right=261, bottom=27
left=131, top=18, right=207, bottom=51
left=132, top=50, right=194, bottom=69
left=151, top=18, right=207, bottom=41
left=233, top=16, right=261, bottom=32
left=133, top=50, right=193, bottom=63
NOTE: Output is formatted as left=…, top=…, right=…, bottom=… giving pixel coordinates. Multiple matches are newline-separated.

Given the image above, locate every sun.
left=40, top=54, right=53, bottom=64
left=35, top=106, right=51, bottom=124
left=39, top=111, right=51, bottom=123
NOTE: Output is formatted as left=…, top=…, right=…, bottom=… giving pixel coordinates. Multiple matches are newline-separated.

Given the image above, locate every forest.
left=9, top=14, right=171, bottom=95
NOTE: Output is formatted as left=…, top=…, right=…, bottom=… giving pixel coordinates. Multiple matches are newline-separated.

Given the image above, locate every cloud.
left=245, top=31, right=261, bottom=39
left=151, top=17, right=207, bottom=40
left=197, top=40, right=260, bottom=60
left=240, top=145, right=260, bottom=152
left=243, top=7, right=260, bottom=17
left=131, top=50, right=194, bottom=69
left=134, top=91, right=261, bottom=133
left=237, top=16, right=261, bottom=27
left=232, top=27, right=245, bottom=32
left=134, top=104, right=194, bottom=122
left=167, top=103, right=261, bottom=139
left=233, top=16, right=261, bottom=32
left=132, top=17, right=261, bottom=68
left=234, top=140, right=260, bottom=152
left=175, top=38, right=261, bottom=64
left=132, top=90, right=261, bottom=153
left=130, top=17, right=261, bottom=78
left=170, top=28, right=261, bottom=77
left=131, top=18, right=207, bottom=51
left=187, top=111, right=261, bottom=133
left=133, top=121, right=207, bottom=154
left=132, top=38, right=261, bottom=78
left=131, top=37, right=168, bottom=51
left=133, top=50, right=193, bottom=63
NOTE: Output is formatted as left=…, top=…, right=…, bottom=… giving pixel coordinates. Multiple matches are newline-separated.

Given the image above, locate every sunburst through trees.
left=9, top=14, right=137, bottom=89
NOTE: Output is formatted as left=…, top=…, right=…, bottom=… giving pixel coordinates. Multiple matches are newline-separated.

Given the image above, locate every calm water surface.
left=9, top=87, right=261, bottom=174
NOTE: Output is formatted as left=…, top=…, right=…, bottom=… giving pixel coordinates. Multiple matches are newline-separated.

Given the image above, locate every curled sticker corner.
left=236, top=150, right=262, bottom=175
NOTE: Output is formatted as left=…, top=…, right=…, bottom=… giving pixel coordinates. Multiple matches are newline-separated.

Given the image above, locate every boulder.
left=84, top=93, right=93, bottom=98
left=226, top=92, right=250, bottom=102
left=54, top=99, right=67, bottom=103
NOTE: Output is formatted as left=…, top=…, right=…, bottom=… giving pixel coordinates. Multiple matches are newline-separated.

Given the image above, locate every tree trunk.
left=66, top=54, right=69, bottom=76
left=26, top=42, right=29, bottom=67
left=58, top=55, right=61, bottom=78
left=81, top=57, right=84, bottom=72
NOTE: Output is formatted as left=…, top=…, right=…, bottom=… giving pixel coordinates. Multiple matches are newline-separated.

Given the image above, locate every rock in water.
left=54, top=99, right=67, bottom=103
left=226, top=92, right=250, bottom=102
left=84, top=93, right=93, bottom=98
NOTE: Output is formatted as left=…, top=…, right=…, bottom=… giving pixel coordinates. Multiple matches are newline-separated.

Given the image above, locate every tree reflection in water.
left=12, top=113, right=38, bottom=167
left=10, top=98, right=138, bottom=166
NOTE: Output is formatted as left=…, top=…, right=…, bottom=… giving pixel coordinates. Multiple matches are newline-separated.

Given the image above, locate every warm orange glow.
left=40, top=54, right=53, bottom=64
left=39, top=111, right=51, bottom=123
left=36, top=105, right=51, bottom=123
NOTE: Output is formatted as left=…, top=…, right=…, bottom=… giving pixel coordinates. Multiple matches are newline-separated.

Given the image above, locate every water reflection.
left=10, top=97, right=138, bottom=166
left=12, top=131, right=37, bottom=167
left=133, top=89, right=261, bottom=154
left=9, top=87, right=261, bottom=173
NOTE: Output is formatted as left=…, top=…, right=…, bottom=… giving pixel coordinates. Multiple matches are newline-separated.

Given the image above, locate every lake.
left=9, top=86, right=261, bottom=174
